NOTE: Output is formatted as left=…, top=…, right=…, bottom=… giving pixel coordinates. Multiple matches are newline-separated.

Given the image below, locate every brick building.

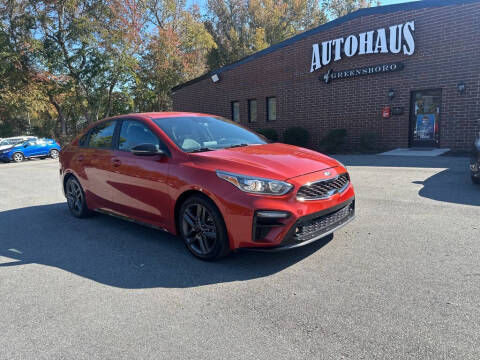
left=172, top=0, right=480, bottom=152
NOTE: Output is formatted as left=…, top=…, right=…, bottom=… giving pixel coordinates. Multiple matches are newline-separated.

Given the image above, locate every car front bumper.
left=243, top=198, right=355, bottom=251
left=212, top=166, right=356, bottom=250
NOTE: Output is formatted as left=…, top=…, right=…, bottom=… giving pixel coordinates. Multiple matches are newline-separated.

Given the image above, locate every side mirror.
left=131, top=143, right=164, bottom=156
left=24, top=144, right=29, bottom=148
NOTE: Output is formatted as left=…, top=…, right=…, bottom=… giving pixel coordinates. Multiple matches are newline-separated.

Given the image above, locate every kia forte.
left=59, top=113, right=355, bottom=260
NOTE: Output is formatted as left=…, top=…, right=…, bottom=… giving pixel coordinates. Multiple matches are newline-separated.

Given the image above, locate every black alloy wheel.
left=179, top=195, right=230, bottom=260
left=66, top=177, right=92, bottom=218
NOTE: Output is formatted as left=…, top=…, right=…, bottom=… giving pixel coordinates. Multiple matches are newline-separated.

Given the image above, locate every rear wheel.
left=12, top=152, right=24, bottom=163
left=178, top=195, right=230, bottom=261
left=50, top=149, right=59, bottom=159
left=65, top=177, right=92, bottom=218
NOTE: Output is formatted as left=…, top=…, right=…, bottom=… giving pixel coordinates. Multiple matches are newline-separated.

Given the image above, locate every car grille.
left=294, top=202, right=354, bottom=242
left=297, top=173, right=350, bottom=200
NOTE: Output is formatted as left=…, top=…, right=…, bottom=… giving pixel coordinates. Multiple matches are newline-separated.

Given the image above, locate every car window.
left=118, top=120, right=160, bottom=151
left=153, top=116, right=267, bottom=152
left=78, top=133, right=89, bottom=147
left=88, top=121, right=116, bottom=149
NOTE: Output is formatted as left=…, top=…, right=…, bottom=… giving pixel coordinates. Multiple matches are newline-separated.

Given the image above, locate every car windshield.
left=152, top=116, right=267, bottom=153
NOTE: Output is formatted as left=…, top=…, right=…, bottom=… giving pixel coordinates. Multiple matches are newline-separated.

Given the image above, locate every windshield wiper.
left=225, top=143, right=250, bottom=149
left=188, top=147, right=216, bottom=153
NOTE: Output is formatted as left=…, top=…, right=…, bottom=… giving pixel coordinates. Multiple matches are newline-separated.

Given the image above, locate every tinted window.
left=78, top=133, right=89, bottom=147
left=267, top=97, right=277, bottom=121
left=231, top=101, right=240, bottom=122
left=248, top=99, right=257, bottom=122
left=153, top=116, right=266, bottom=152
left=118, top=120, right=160, bottom=151
left=88, top=121, right=116, bottom=149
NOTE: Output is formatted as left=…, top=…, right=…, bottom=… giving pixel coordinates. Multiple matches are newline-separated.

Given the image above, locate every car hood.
left=189, top=143, right=340, bottom=180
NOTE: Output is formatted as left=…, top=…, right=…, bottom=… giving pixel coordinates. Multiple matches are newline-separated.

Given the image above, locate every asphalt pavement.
left=0, top=156, right=479, bottom=359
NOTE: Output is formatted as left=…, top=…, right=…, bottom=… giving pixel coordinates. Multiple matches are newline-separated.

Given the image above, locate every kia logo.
left=324, top=171, right=331, bottom=176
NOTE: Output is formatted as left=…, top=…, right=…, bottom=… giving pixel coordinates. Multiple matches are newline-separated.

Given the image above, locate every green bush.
left=283, top=126, right=310, bottom=147
left=257, top=128, right=279, bottom=142
left=359, top=133, right=380, bottom=153
left=319, top=128, right=347, bottom=154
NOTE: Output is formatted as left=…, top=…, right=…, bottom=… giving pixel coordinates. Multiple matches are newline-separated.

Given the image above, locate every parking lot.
left=0, top=156, right=479, bottom=359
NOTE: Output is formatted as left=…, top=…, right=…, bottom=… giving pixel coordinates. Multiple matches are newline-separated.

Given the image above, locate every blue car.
left=0, top=138, right=61, bottom=163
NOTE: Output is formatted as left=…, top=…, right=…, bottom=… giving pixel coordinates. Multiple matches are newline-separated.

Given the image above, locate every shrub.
left=257, top=128, right=279, bottom=142
left=283, top=126, right=310, bottom=147
left=359, top=133, right=380, bottom=153
left=319, top=128, right=347, bottom=154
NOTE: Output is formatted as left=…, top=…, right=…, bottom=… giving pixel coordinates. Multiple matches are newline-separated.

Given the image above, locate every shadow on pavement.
left=412, top=168, right=480, bottom=207
left=0, top=203, right=331, bottom=289
left=336, top=155, right=479, bottom=207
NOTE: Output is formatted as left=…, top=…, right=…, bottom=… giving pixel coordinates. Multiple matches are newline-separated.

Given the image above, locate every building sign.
left=310, top=21, right=415, bottom=73
left=321, top=62, right=404, bottom=83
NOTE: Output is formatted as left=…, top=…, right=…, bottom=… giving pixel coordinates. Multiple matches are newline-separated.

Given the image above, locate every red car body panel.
left=60, top=112, right=355, bottom=250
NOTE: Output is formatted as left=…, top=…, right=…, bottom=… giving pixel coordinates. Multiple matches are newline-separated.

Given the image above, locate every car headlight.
left=216, top=170, right=293, bottom=195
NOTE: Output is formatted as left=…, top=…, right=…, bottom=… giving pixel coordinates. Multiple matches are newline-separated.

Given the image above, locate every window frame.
left=266, top=96, right=277, bottom=122
left=248, top=99, right=257, bottom=123
left=231, top=101, right=240, bottom=123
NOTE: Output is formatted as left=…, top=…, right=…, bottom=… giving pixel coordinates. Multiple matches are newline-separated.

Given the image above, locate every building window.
left=231, top=101, right=240, bottom=122
left=248, top=99, right=257, bottom=122
left=266, top=97, right=277, bottom=121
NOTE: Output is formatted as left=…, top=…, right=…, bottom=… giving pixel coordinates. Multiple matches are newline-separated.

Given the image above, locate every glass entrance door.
left=409, top=89, right=442, bottom=147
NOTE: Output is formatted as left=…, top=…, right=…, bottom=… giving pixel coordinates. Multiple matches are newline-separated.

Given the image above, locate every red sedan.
left=59, top=112, right=355, bottom=260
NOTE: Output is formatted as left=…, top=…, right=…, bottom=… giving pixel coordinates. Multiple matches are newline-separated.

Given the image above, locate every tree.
left=133, top=0, right=216, bottom=111
left=323, top=0, right=380, bottom=19
left=206, top=0, right=327, bottom=70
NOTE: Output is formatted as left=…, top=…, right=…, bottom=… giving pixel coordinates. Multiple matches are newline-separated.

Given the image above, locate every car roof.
left=108, top=112, right=217, bottom=121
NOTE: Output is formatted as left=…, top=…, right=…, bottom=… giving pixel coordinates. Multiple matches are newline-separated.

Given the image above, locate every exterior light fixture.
left=211, top=74, right=219, bottom=83
left=388, top=89, right=395, bottom=100
left=457, top=82, right=465, bottom=95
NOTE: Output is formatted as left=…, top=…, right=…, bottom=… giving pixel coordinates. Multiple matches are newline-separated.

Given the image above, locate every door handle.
left=112, top=159, right=122, bottom=167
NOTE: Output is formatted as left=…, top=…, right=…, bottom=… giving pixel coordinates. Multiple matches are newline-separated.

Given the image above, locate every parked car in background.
left=0, top=138, right=60, bottom=163
left=59, top=112, right=355, bottom=261
left=471, top=131, right=480, bottom=184
left=0, top=136, right=37, bottom=151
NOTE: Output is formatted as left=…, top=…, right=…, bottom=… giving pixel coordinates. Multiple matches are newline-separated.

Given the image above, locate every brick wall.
left=172, top=2, right=480, bottom=152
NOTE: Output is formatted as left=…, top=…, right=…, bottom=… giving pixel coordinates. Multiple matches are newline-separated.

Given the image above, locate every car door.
left=108, top=119, right=171, bottom=227
left=33, top=140, right=49, bottom=156
left=21, top=140, right=39, bottom=157
left=80, top=120, right=118, bottom=210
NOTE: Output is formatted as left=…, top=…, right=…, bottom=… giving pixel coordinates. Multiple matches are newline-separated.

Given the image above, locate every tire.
left=12, top=152, right=24, bottom=163
left=65, top=177, right=92, bottom=218
left=178, top=195, right=231, bottom=261
left=472, top=174, right=480, bottom=185
left=50, top=149, right=59, bottom=159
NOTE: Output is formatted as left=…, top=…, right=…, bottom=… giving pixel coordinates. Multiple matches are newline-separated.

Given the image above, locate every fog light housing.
left=256, top=211, right=290, bottom=219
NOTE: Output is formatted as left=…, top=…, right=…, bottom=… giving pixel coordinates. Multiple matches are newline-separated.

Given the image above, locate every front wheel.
left=12, top=152, right=24, bottom=163
left=50, top=149, right=59, bottom=159
left=65, top=177, right=92, bottom=218
left=178, top=195, right=230, bottom=261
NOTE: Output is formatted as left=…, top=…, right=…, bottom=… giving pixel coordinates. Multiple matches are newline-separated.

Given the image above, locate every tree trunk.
left=49, top=94, right=67, bottom=136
